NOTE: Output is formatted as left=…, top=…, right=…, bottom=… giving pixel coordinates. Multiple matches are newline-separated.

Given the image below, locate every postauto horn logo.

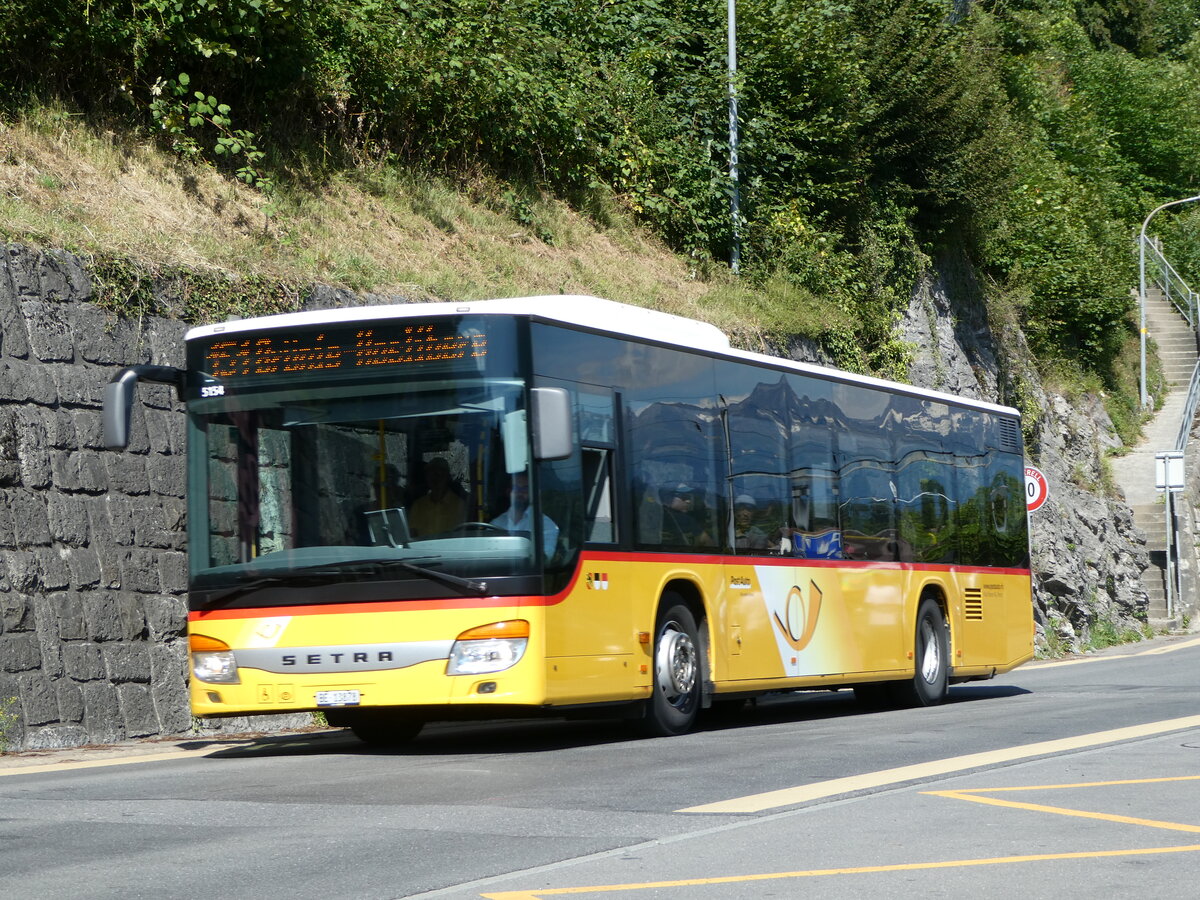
left=772, top=580, right=823, bottom=652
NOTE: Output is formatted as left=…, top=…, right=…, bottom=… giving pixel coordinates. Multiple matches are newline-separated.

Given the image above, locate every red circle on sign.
left=1024, top=465, right=1048, bottom=512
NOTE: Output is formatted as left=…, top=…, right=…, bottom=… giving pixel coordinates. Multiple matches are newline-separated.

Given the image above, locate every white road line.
left=678, top=714, right=1200, bottom=814
left=0, top=746, right=224, bottom=777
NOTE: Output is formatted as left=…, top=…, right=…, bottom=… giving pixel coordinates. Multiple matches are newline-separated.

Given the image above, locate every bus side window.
left=582, top=447, right=615, bottom=543
left=575, top=388, right=617, bottom=545
left=786, top=377, right=841, bottom=560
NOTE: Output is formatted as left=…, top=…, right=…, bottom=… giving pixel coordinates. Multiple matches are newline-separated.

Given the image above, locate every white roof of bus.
left=185, top=294, right=1019, bottom=418
left=186, top=295, right=730, bottom=350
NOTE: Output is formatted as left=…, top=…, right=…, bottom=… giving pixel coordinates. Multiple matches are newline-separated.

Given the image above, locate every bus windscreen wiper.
left=363, top=558, right=489, bottom=596
left=199, top=557, right=489, bottom=606
left=201, top=570, right=348, bottom=607
left=322, top=555, right=489, bottom=595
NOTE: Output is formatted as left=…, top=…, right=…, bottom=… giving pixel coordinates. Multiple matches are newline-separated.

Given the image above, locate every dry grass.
left=0, top=111, right=271, bottom=275
left=0, top=109, right=764, bottom=339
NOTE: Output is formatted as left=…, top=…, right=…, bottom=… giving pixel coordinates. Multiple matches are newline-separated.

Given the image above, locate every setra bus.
left=103, top=295, right=1034, bottom=743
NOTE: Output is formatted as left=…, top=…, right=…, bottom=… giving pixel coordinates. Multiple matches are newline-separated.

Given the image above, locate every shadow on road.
left=188, top=682, right=1032, bottom=759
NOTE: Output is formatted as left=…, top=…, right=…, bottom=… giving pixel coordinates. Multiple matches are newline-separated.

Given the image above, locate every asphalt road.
left=2, top=633, right=1199, bottom=899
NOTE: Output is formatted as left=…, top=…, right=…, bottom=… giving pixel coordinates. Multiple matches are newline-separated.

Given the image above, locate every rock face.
left=902, top=256, right=1000, bottom=402
left=0, top=242, right=1149, bottom=749
left=900, top=255, right=1150, bottom=652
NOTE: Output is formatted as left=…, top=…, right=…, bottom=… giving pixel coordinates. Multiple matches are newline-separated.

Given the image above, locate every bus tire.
left=641, top=602, right=702, bottom=737
left=893, top=597, right=949, bottom=707
left=344, top=713, right=424, bottom=746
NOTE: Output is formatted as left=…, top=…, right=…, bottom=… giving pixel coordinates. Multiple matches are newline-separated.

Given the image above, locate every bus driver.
left=491, top=471, right=559, bottom=552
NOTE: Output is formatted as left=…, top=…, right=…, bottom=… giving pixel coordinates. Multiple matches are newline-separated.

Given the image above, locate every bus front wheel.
left=641, top=602, right=702, bottom=737
left=894, top=598, right=949, bottom=707
left=336, top=712, right=424, bottom=747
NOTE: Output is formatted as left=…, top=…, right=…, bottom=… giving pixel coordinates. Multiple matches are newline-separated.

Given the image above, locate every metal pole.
left=1139, top=194, right=1200, bottom=409
left=727, top=0, right=740, bottom=274
left=1165, top=490, right=1175, bottom=620
left=1140, top=230, right=1148, bottom=408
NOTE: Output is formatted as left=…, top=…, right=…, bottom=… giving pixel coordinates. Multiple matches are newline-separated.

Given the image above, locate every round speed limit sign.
left=1024, top=465, right=1048, bottom=512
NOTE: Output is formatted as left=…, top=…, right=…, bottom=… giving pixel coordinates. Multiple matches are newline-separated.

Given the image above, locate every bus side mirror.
left=103, top=375, right=136, bottom=449
left=103, top=365, right=187, bottom=450
left=532, top=387, right=573, bottom=461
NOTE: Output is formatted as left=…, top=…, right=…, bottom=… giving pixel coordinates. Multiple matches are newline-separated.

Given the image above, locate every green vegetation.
left=1036, top=611, right=1152, bottom=659
left=1037, top=615, right=1067, bottom=658
left=1086, top=614, right=1151, bottom=651
left=3, top=0, right=1200, bottom=410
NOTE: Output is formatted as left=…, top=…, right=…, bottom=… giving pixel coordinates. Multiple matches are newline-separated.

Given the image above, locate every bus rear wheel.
left=893, top=597, right=949, bottom=707
left=641, top=602, right=702, bottom=737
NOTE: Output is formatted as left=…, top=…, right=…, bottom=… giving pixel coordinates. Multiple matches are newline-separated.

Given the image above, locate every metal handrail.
left=1142, top=233, right=1199, bottom=328
left=1175, top=358, right=1200, bottom=451
left=1144, top=234, right=1200, bottom=449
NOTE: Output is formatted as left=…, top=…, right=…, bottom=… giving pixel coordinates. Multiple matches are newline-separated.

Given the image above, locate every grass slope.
left=0, top=110, right=802, bottom=344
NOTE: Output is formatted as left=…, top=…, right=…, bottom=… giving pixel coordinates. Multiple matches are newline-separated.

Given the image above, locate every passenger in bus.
left=491, top=471, right=559, bottom=551
left=660, top=483, right=715, bottom=548
left=733, top=494, right=771, bottom=552
left=408, top=457, right=466, bottom=537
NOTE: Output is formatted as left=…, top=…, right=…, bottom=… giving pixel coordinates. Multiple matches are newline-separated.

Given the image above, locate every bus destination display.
left=202, top=322, right=489, bottom=379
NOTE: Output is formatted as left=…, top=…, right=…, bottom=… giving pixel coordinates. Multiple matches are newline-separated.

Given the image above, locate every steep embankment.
left=0, top=115, right=743, bottom=331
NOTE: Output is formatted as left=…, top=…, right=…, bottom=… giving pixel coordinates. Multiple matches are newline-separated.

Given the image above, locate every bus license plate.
left=315, top=690, right=361, bottom=707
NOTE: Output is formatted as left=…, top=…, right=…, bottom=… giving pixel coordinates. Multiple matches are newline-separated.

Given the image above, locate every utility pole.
left=727, top=0, right=740, bottom=273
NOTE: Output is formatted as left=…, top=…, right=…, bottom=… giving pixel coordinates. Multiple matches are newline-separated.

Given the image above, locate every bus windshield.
left=187, top=372, right=551, bottom=596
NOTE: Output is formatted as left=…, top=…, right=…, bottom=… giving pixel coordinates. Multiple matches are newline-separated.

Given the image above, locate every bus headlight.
left=190, top=634, right=240, bottom=684
left=447, top=620, right=529, bottom=676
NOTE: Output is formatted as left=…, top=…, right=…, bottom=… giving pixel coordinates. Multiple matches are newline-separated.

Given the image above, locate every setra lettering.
left=277, top=649, right=406, bottom=667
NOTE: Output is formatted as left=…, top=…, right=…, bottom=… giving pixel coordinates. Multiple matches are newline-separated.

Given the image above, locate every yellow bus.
left=103, top=296, right=1033, bottom=743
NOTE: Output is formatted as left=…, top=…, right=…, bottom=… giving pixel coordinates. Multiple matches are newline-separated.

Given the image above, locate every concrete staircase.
left=1109, top=286, right=1198, bottom=623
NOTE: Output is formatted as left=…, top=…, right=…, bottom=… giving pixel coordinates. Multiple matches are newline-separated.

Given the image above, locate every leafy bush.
left=1, top=0, right=1199, bottom=388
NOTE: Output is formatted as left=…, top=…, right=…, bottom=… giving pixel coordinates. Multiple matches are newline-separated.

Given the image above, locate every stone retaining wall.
left=0, top=244, right=307, bottom=750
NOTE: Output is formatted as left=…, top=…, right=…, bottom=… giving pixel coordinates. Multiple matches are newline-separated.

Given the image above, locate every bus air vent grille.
left=964, top=588, right=984, bottom=620
left=997, top=417, right=1021, bottom=453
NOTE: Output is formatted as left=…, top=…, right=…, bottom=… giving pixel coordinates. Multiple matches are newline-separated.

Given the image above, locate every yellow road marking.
left=1024, top=635, right=1200, bottom=670
left=1141, top=635, right=1200, bottom=655
left=0, top=746, right=221, bottom=777
left=678, top=714, right=1200, bottom=813
left=936, top=774, right=1200, bottom=793
left=487, top=776, right=1200, bottom=898
left=478, top=845, right=1200, bottom=899
left=928, top=792, right=1200, bottom=833
left=1023, top=656, right=1132, bottom=670
left=925, top=774, right=1200, bottom=834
